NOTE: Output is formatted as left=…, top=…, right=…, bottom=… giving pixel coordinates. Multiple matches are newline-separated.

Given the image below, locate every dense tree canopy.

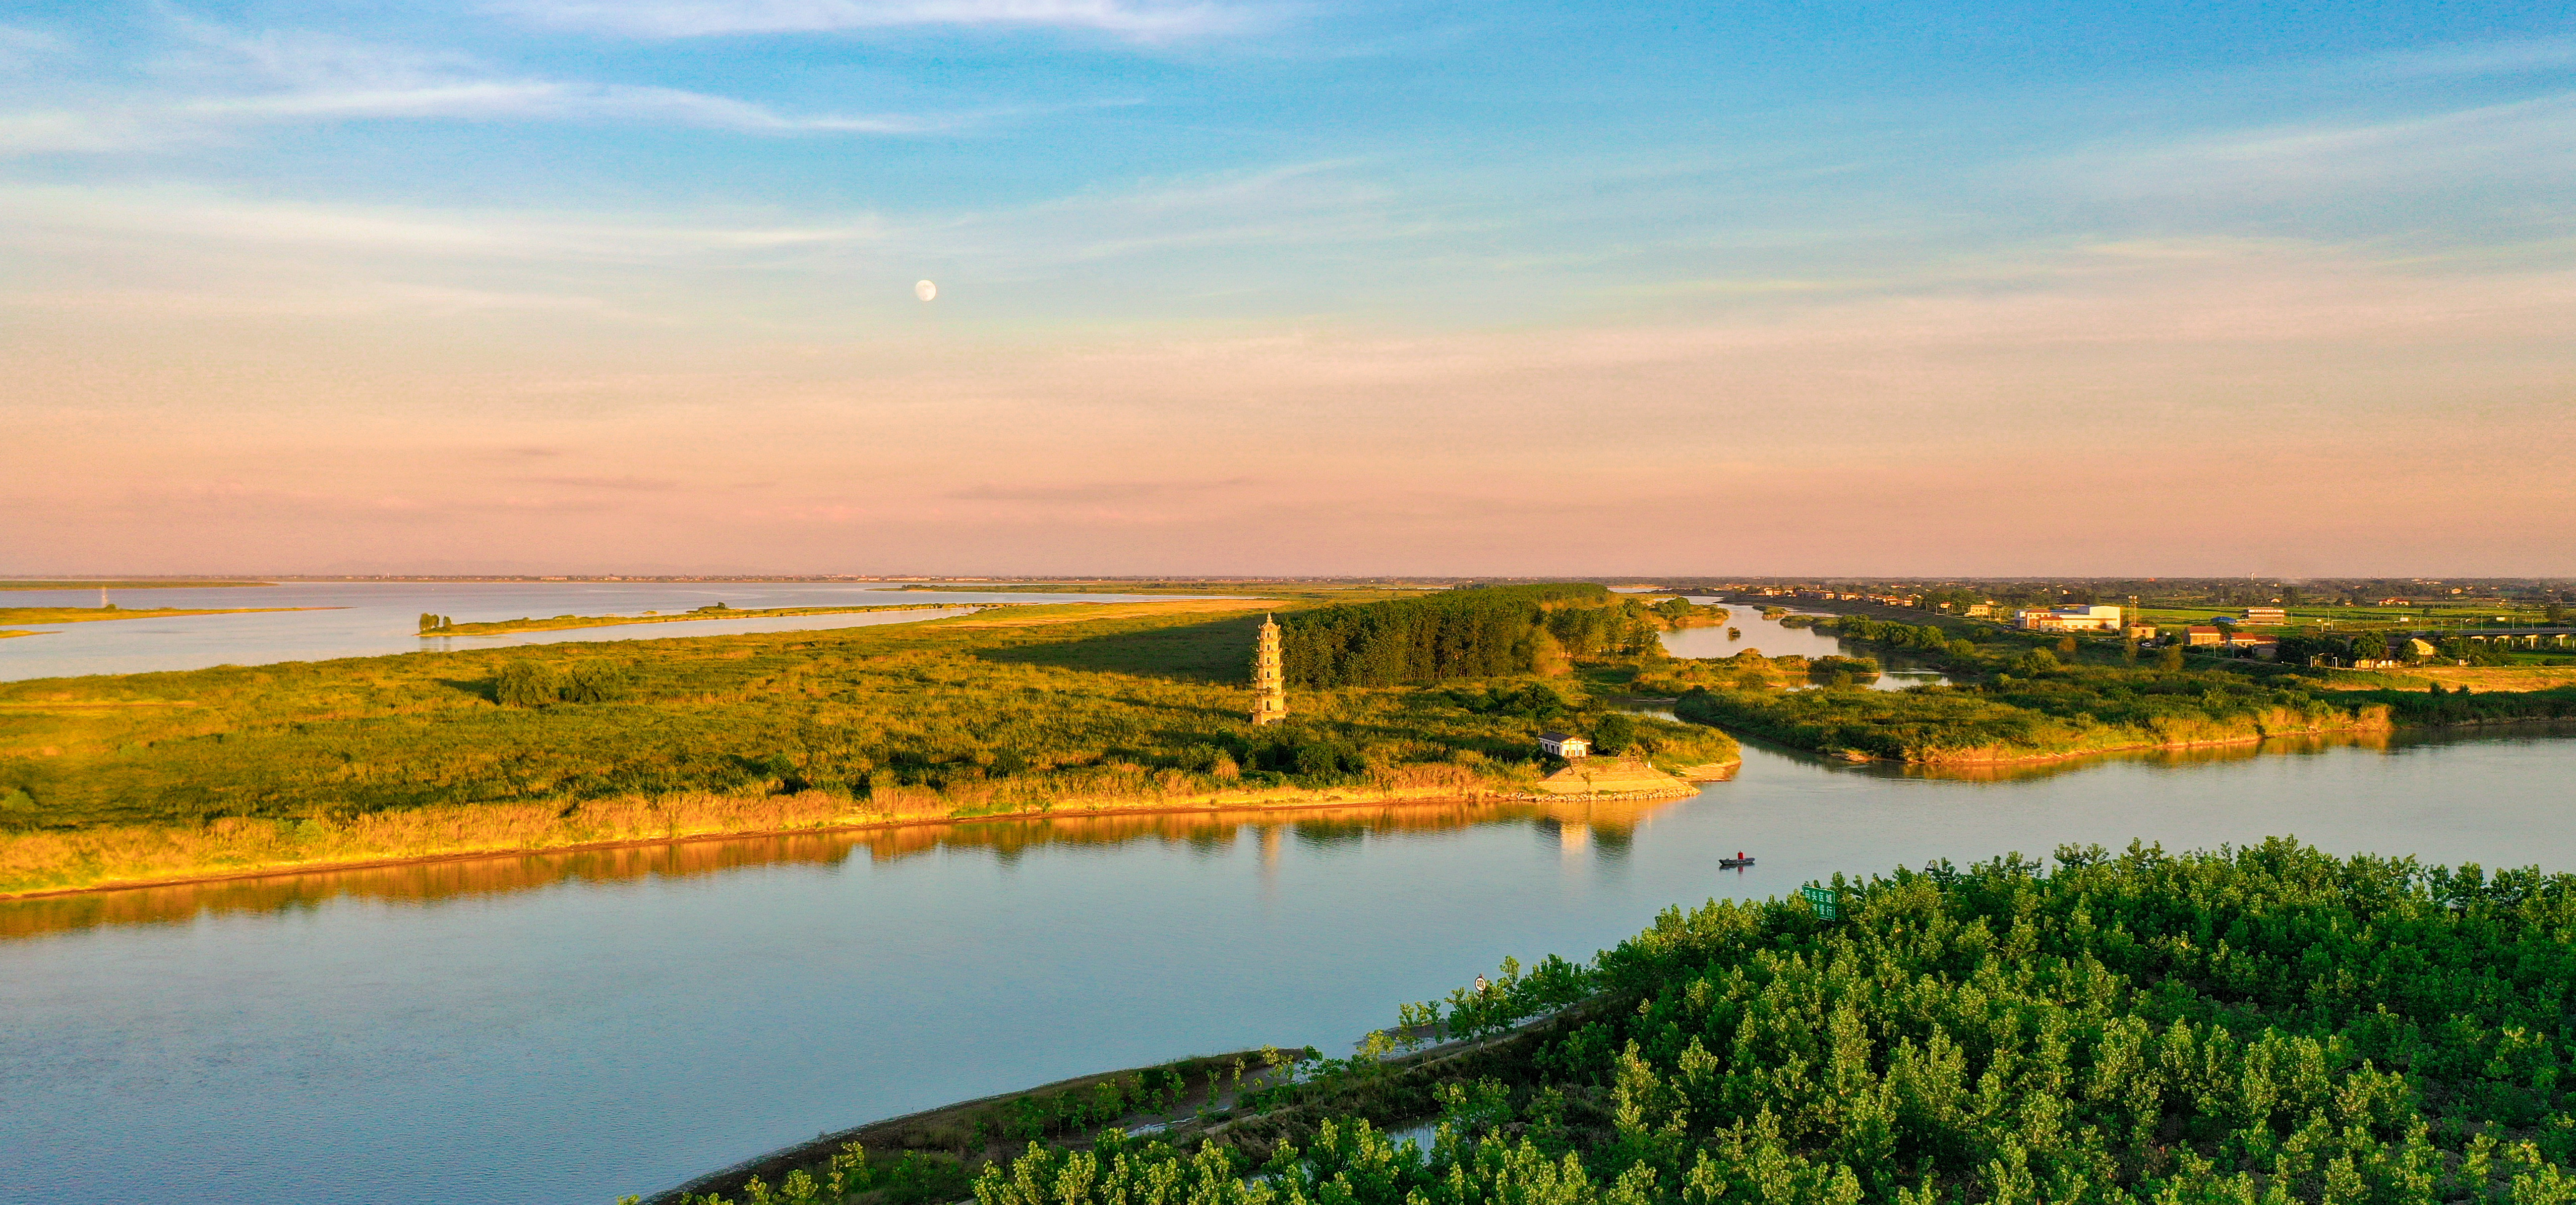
left=1280, top=585, right=1636, bottom=688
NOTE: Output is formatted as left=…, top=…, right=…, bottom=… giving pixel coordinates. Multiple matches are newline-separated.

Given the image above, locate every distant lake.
left=1660, top=597, right=1949, bottom=689
left=7, top=723, right=2575, bottom=1205
left=0, top=583, right=1199, bottom=681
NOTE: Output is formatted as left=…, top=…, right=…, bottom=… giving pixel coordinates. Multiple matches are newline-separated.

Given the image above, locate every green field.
left=0, top=600, right=1732, bottom=894
left=668, top=840, right=2576, bottom=1205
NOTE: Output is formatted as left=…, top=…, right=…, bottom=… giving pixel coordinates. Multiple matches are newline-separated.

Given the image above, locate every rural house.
left=1537, top=732, right=1590, bottom=759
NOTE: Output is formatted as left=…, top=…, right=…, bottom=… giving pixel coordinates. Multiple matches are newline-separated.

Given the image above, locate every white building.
left=2015, top=605, right=2125, bottom=633
left=1537, top=731, right=1591, bottom=759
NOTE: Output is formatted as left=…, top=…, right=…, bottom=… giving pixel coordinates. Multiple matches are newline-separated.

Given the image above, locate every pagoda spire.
left=1250, top=613, right=1286, bottom=725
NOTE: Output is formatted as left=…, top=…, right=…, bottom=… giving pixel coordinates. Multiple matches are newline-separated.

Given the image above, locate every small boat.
left=1719, top=853, right=1755, bottom=869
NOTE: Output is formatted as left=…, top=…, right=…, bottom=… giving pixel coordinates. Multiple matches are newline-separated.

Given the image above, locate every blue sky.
left=4, top=1, right=2572, bottom=574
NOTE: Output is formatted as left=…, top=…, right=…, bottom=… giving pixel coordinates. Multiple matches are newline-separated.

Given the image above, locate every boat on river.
left=1719, top=853, right=1755, bottom=869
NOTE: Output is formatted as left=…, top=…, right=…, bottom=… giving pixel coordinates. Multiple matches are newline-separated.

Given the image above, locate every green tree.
left=1591, top=713, right=1639, bottom=756
left=2158, top=645, right=2185, bottom=671
left=492, top=661, right=559, bottom=707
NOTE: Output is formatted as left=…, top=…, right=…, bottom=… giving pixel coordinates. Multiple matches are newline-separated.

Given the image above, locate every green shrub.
left=492, top=661, right=559, bottom=708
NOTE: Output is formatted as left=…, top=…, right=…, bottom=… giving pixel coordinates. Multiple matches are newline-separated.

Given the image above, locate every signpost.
left=1801, top=884, right=1838, bottom=921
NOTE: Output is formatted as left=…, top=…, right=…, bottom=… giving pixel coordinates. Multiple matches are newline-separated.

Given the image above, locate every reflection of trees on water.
left=1, top=795, right=1688, bottom=940
left=1876, top=729, right=2397, bottom=783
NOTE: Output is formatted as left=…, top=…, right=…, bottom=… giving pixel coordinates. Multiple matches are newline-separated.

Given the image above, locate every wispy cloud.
left=0, top=22, right=947, bottom=154
left=493, top=0, right=1246, bottom=40
left=2324, top=37, right=2576, bottom=82
left=2042, top=90, right=2576, bottom=202
left=0, top=23, right=70, bottom=70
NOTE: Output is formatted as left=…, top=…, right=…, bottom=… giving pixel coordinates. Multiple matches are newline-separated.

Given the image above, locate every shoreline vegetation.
left=421, top=601, right=982, bottom=637
left=641, top=839, right=2576, bottom=1205
left=1650, top=609, right=2576, bottom=765
left=1, top=588, right=1735, bottom=897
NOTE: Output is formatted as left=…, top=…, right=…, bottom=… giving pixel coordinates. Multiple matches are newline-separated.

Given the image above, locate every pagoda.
left=1250, top=614, right=1286, bottom=725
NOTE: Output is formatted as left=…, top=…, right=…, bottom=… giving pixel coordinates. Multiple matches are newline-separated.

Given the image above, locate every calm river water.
left=7, top=726, right=2576, bottom=1205
left=0, top=582, right=1194, bottom=682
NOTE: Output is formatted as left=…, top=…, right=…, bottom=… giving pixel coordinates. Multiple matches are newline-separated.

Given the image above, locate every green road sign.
left=1801, top=885, right=1839, bottom=920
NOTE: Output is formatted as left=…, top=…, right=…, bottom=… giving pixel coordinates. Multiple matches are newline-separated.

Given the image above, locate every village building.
left=1537, top=731, right=1591, bottom=759
left=2241, top=607, right=2288, bottom=625
left=1249, top=614, right=1286, bottom=725
left=2015, top=604, right=2124, bottom=633
left=2224, top=632, right=2281, bottom=658
left=2186, top=626, right=2225, bottom=647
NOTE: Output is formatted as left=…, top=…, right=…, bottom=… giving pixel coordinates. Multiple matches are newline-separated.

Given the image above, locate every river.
left=0, top=582, right=1199, bottom=682
left=1658, top=596, right=1949, bottom=688
left=6, top=723, right=2576, bottom=1205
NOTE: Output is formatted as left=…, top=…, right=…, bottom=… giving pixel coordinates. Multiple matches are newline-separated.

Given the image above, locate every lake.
left=0, top=582, right=1198, bottom=682
left=6, top=723, right=2575, bottom=1205
left=1660, top=596, right=1949, bottom=688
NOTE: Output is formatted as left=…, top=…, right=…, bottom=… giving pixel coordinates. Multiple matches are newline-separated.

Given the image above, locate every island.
left=0, top=585, right=1734, bottom=897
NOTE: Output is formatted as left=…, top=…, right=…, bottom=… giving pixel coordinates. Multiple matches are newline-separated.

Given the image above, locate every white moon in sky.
left=914, top=279, right=937, bottom=302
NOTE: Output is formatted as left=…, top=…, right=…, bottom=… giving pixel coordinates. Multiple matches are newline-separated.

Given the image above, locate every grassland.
left=429, top=602, right=969, bottom=636
left=0, top=606, right=325, bottom=625
left=0, top=601, right=1731, bottom=896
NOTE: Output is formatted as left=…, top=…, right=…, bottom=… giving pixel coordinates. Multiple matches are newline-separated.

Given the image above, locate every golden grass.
left=2315, top=665, right=2576, bottom=692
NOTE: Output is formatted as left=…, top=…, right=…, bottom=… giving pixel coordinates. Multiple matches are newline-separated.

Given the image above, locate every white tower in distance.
left=1250, top=614, right=1286, bottom=726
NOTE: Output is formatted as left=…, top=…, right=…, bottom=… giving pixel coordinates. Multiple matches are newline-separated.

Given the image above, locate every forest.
left=663, top=840, right=2576, bottom=1205
left=1280, top=586, right=1670, bottom=688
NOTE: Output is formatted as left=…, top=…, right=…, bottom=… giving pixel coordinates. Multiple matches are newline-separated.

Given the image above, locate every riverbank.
left=1671, top=675, right=2397, bottom=765
left=0, top=776, right=1597, bottom=899
left=641, top=1048, right=1299, bottom=1205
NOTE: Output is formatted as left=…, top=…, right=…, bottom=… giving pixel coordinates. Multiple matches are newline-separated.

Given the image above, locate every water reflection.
left=1657, top=599, right=1951, bottom=690
left=1, top=796, right=1691, bottom=941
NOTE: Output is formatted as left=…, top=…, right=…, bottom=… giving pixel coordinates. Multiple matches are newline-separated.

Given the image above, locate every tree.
left=1591, top=713, right=1640, bottom=757
left=493, top=661, right=559, bottom=707
left=2158, top=646, right=2185, bottom=671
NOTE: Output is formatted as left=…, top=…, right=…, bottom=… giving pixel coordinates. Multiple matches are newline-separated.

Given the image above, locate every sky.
left=3, top=1, right=2571, bottom=577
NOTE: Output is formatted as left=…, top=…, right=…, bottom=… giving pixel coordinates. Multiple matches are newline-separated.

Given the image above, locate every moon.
left=914, top=279, right=937, bottom=302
